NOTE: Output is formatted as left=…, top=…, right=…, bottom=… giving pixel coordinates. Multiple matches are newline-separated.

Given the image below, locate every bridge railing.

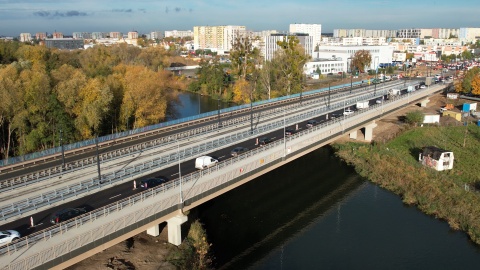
left=1, top=83, right=443, bottom=269
left=0, top=80, right=370, bottom=168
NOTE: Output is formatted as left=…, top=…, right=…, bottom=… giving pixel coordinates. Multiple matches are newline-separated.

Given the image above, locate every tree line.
left=0, top=40, right=188, bottom=160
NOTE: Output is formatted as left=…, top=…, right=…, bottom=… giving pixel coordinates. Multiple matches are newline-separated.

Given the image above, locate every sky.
left=1, top=0, right=479, bottom=37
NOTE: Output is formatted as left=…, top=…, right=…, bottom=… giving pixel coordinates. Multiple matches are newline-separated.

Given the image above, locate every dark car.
left=230, top=146, right=249, bottom=157
left=285, top=128, right=297, bottom=136
left=140, top=177, right=167, bottom=189
left=258, top=137, right=273, bottom=146
left=306, top=120, right=318, bottom=128
left=50, top=208, right=87, bottom=224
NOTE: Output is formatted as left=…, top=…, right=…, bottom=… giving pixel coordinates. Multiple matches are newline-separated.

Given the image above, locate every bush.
left=405, top=110, right=424, bottom=126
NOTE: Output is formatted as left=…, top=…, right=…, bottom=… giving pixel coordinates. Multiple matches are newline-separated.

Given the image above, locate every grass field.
left=333, top=123, right=480, bottom=244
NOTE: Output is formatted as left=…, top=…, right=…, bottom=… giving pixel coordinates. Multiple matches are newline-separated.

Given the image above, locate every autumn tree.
left=455, top=67, right=480, bottom=94
left=351, top=50, right=372, bottom=73
left=114, top=65, right=168, bottom=130
left=188, top=58, right=229, bottom=97
left=274, top=36, right=310, bottom=96
left=471, top=75, right=480, bottom=96
left=230, top=36, right=259, bottom=80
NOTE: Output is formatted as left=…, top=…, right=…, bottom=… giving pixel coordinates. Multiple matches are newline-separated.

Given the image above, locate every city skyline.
left=1, top=0, right=479, bottom=37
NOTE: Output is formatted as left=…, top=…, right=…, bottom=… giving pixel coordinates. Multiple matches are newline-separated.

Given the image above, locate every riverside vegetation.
left=333, top=124, right=480, bottom=245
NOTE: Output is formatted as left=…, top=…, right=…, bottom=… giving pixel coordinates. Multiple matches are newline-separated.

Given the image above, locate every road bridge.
left=0, top=80, right=446, bottom=269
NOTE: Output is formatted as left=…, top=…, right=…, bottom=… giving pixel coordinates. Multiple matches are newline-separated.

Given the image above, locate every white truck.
left=195, top=156, right=218, bottom=170
left=388, top=88, right=401, bottom=99
left=356, top=101, right=369, bottom=109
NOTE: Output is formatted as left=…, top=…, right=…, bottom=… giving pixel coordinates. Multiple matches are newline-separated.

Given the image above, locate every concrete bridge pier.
left=349, top=130, right=358, bottom=140
left=167, top=211, right=188, bottom=246
left=420, top=98, right=430, bottom=107
left=364, top=121, right=378, bottom=142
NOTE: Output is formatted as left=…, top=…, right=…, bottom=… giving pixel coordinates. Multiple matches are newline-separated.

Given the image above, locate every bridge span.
left=0, top=82, right=446, bottom=269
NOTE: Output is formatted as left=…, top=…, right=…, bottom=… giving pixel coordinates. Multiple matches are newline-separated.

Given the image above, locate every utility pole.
left=95, top=136, right=102, bottom=183
left=60, top=129, right=65, bottom=170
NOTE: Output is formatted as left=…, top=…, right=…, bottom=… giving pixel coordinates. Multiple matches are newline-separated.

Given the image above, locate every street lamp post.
left=60, top=129, right=65, bottom=170
left=328, top=82, right=331, bottom=109
left=178, top=141, right=183, bottom=205
left=217, top=97, right=222, bottom=128
left=283, top=108, right=286, bottom=159
left=95, top=136, right=102, bottom=183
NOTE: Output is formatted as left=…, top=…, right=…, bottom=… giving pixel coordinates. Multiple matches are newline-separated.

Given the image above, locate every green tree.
left=351, top=50, right=372, bottom=73
left=405, top=110, right=424, bottom=126
left=230, top=36, right=259, bottom=80
left=275, top=36, right=310, bottom=95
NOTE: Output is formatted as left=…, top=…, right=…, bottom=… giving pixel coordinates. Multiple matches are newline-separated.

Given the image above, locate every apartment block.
left=164, top=30, right=193, bottom=38
left=262, top=33, right=313, bottom=61
left=193, top=25, right=246, bottom=53
left=19, top=33, right=32, bottom=42
left=35, top=32, right=47, bottom=40
left=289, top=23, right=322, bottom=48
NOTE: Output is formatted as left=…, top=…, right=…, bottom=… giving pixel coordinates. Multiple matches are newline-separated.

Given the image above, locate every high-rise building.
left=263, top=33, right=313, bottom=61
left=193, top=25, right=246, bottom=52
left=459, top=27, right=480, bottom=42
left=109, top=32, right=122, bottom=39
left=127, top=31, right=138, bottom=40
left=20, top=33, right=32, bottom=42
left=150, top=31, right=163, bottom=40
left=35, top=32, right=47, bottom=40
left=52, top=32, right=63, bottom=38
left=289, top=23, right=322, bottom=49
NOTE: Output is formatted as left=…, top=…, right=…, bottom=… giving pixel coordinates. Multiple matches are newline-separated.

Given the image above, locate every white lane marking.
left=171, top=172, right=179, bottom=176
left=109, top=194, right=122, bottom=199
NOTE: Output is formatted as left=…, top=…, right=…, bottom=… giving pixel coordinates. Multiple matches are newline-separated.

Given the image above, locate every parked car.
left=285, top=128, right=297, bottom=136
left=343, top=109, right=354, bottom=115
left=258, top=137, right=273, bottom=146
left=140, top=177, right=167, bottom=189
left=306, top=120, right=319, bottom=128
left=376, top=99, right=383, bottom=104
left=50, top=208, right=87, bottom=224
left=230, top=146, right=248, bottom=157
left=0, top=230, right=20, bottom=247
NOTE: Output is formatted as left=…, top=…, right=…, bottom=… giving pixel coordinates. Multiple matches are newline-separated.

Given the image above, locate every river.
left=169, top=91, right=480, bottom=269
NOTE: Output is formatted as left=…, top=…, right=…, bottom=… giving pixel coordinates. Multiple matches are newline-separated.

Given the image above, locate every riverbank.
left=332, top=116, right=480, bottom=245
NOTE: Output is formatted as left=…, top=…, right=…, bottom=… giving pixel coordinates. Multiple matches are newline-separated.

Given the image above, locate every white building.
left=289, top=23, right=322, bottom=52
left=419, top=146, right=454, bottom=171
left=316, top=45, right=394, bottom=72
left=150, top=31, right=163, bottom=40
left=262, top=33, right=313, bottom=61
left=459, top=27, right=480, bottom=42
left=334, top=29, right=397, bottom=38
left=304, top=58, right=346, bottom=75
left=19, top=33, right=32, bottom=42
left=164, top=30, right=193, bottom=38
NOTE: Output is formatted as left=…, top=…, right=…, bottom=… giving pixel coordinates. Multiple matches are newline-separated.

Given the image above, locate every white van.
left=195, top=156, right=218, bottom=170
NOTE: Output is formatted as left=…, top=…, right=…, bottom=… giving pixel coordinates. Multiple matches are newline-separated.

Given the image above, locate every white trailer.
left=356, top=101, right=369, bottom=109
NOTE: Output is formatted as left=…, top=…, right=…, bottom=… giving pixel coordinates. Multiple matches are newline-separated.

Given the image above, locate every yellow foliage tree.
left=471, top=75, right=480, bottom=96
left=116, top=65, right=168, bottom=129
left=74, top=78, right=113, bottom=138
left=232, top=79, right=251, bottom=104
left=51, top=64, right=87, bottom=117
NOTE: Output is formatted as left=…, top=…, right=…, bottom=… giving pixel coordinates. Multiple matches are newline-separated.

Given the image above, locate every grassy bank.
left=332, top=124, right=480, bottom=244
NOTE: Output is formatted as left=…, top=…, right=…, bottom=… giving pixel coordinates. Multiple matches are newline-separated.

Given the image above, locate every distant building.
left=150, top=31, right=163, bottom=40
left=164, top=30, right=193, bottom=38
left=19, top=33, right=32, bottom=42
left=109, top=32, right=122, bottom=39
left=459, top=27, right=480, bottom=42
left=334, top=29, right=397, bottom=38
left=193, top=25, right=246, bottom=53
left=316, top=45, right=394, bottom=72
left=72, top=32, right=91, bottom=39
left=262, top=33, right=313, bottom=61
left=35, top=32, right=47, bottom=40
left=91, top=32, right=107, bottom=40
left=44, top=38, right=84, bottom=50
left=52, top=32, right=63, bottom=39
left=304, top=58, right=346, bottom=75
left=127, top=31, right=138, bottom=40
left=289, top=23, right=322, bottom=52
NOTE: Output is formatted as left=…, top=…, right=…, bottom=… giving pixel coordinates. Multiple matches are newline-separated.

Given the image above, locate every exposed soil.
left=66, top=228, right=176, bottom=270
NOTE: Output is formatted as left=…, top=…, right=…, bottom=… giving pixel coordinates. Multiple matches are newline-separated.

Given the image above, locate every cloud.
left=112, top=9, right=133, bottom=13
left=165, top=6, right=189, bottom=14
left=33, top=10, right=88, bottom=18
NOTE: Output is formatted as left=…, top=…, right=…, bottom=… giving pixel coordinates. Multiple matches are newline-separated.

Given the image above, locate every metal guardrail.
left=0, top=80, right=371, bottom=168
left=0, top=80, right=408, bottom=192
left=0, top=83, right=443, bottom=270
left=0, top=89, right=381, bottom=220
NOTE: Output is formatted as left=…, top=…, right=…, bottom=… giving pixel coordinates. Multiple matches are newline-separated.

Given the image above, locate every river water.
left=169, top=91, right=480, bottom=270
